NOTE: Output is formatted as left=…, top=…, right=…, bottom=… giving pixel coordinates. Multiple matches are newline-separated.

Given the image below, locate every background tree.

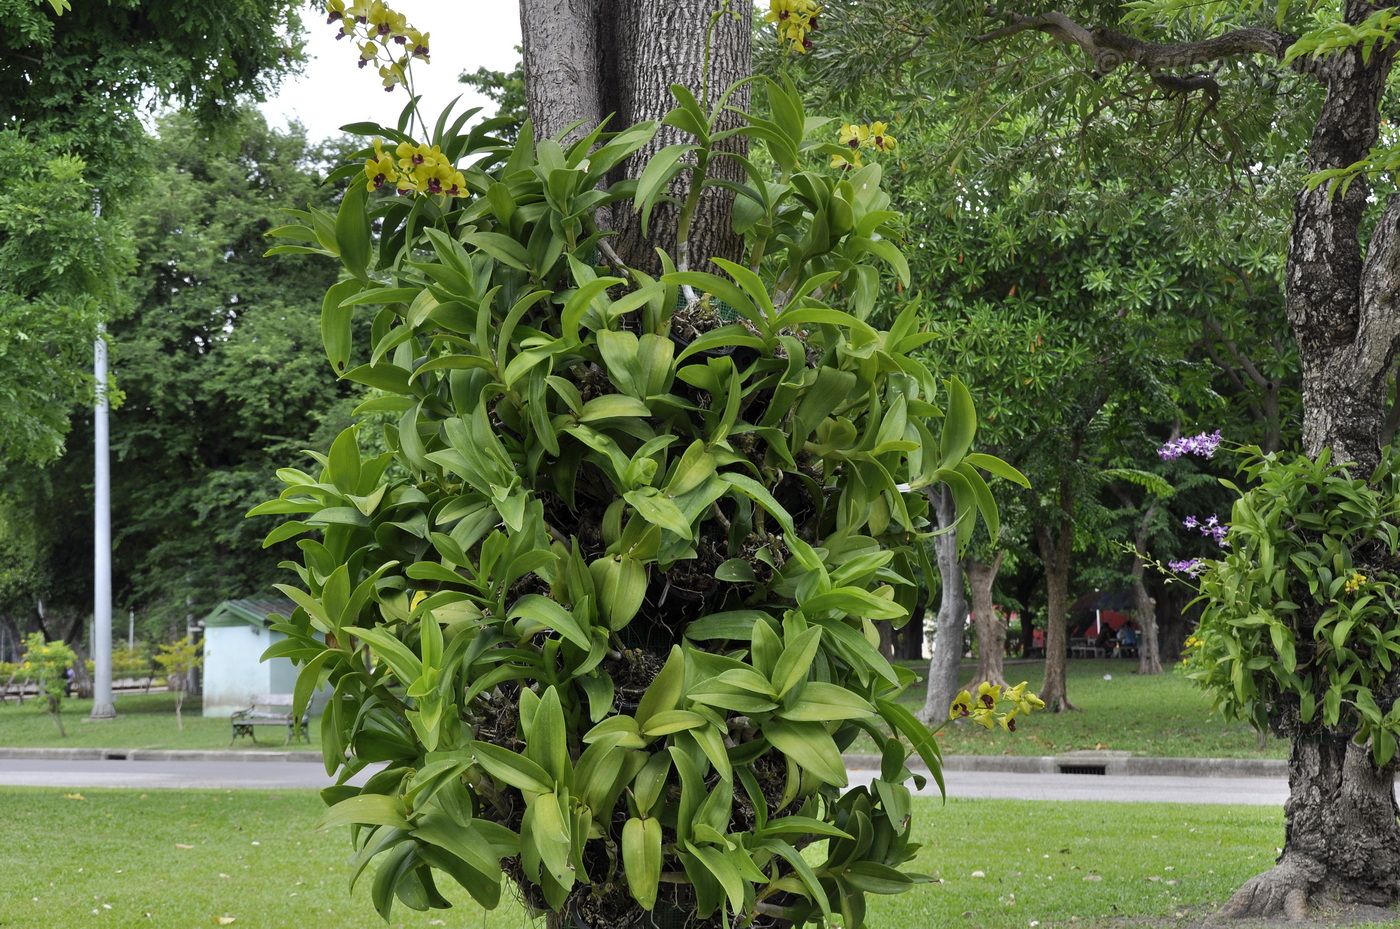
left=20, top=632, right=76, bottom=737
left=153, top=637, right=200, bottom=729
left=811, top=0, right=1400, bottom=916
left=0, top=110, right=356, bottom=640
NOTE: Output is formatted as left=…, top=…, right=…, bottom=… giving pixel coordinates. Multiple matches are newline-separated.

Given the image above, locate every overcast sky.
left=260, top=1, right=522, bottom=143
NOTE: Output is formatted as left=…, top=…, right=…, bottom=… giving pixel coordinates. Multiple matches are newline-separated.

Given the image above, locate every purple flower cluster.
left=1159, top=430, right=1223, bottom=461
left=1168, top=558, right=1206, bottom=577
left=1183, top=514, right=1229, bottom=548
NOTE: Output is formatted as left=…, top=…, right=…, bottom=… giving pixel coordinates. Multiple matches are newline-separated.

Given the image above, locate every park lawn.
left=0, top=788, right=1290, bottom=929
left=0, top=661, right=1283, bottom=761
left=0, top=692, right=319, bottom=752
left=884, top=658, right=1286, bottom=760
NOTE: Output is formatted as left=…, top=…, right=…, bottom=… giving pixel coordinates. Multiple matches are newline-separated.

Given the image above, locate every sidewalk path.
left=0, top=756, right=1293, bottom=804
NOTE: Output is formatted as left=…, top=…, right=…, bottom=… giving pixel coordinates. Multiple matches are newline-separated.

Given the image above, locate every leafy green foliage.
left=258, top=79, right=1007, bottom=927
left=154, top=636, right=201, bottom=729
left=0, top=130, right=132, bottom=465
left=1, top=0, right=305, bottom=194
left=1187, top=448, right=1400, bottom=765
left=21, top=631, right=75, bottom=734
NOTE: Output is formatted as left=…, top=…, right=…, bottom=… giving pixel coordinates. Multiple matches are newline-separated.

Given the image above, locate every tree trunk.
left=519, top=0, right=606, bottom=143
left=1036, top=516, right=1075, bottom=713
left=918, top=488, right=966, bottom=724
left=1131, top=513, right=1162, bottom=676
left=1229, top=8, right=1400, bottom=918
left=519, top=0, right=750, bottom=274
left=966, top=551, right=1006, bottom=689
left=1221, top=732, right=1400, bottom=918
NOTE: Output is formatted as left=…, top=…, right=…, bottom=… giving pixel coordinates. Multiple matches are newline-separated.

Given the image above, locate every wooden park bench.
left=230, top=694, right=309, bottom=745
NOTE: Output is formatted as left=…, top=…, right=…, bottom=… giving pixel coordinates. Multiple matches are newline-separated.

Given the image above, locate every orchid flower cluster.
left=1167, top=558, right=1207, bottom=578
left=949, top=681, right=1045, bottom=732
left=1158, top=430, right=1222, bottom=461
left=326, top=0, right=429, bottom=92
left=364, top=140, right=467, bottom=197
left=1183, top=513, right=1229, bottom=548
left=765, top=0, right=820, bottom=54
left=831, top=121, right=898, bottom=169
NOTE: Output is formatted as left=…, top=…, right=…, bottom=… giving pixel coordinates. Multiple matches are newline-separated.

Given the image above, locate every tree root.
left=1213, top=857, right=1321, bottom=923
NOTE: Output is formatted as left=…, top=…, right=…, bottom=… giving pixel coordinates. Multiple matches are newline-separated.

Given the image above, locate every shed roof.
left=204, top=598, right=295, bottom=629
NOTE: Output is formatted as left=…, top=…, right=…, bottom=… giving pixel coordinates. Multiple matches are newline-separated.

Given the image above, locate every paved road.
left=0, top=757, right=1291, bottom=804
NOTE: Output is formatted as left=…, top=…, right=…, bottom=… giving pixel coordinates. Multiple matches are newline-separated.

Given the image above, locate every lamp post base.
left=88, top=703, right=116, bottom=720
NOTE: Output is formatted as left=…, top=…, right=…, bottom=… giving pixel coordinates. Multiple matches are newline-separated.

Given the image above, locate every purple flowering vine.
left=1183, top=514, right=1230, bottom=549
left=1159, top=430, right=1223, bottom=461
left=1168, top=558, right=1207, bottom=577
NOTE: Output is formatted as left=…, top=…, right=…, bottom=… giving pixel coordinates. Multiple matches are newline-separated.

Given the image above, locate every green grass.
left=0, top=788, right=1292, bottom=929
left=0, top=692, right=319, bottom=752
left=884, top=658, right=1286, bottom=760
left=2, top=661, right=1282, bottom=760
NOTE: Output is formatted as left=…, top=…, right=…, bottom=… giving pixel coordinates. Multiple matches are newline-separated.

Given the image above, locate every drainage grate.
left=1057, top=764, right=1107, bottom=776
left=102, top=751, right=129, bottom=761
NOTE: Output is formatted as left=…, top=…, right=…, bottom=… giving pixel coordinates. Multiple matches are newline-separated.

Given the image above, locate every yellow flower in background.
left=869, top=120, right=897, bottom=152
left=838, top=123, right=867, bottom=149
left=1345, top=571, right=1367, bottom=594
left=835, top=121, right=897, bottom=164
left=766, top=0, right=819, bottom=54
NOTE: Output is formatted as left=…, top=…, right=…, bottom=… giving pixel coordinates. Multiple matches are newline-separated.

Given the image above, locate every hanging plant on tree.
left=254, top=3, right=1029, bottom=927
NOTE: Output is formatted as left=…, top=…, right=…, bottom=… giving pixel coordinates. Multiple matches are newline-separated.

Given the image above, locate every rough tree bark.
left=980, top=2, right=1400, bottom=916
left=1120, top=497, right=1162, bottom=675
left=918, top=488, right=967, bottom=724
left=1035, top=511, right=1075, bottom=714
left=966, top=551, right=1006, bottom=689
left=519, top=0, right=750, bottom=273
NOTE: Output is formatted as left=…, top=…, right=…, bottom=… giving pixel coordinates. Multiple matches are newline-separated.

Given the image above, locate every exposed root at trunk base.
left=1211, top=855, right=1399, bottom=925
left=1214, top=858, right=1320, bottom=922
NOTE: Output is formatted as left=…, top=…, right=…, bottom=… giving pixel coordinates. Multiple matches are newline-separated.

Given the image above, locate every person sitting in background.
left=1117, top=622, right=1138, bottom=657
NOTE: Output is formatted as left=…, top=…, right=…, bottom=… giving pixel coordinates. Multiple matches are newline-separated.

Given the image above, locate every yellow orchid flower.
left=869, top=121, right=897, bottom=152
left=970, top=707, right=997, bottom=730
left=976, top=680, right=1003, bottom=709
left=405, top=28, right=429, bottom=59
left=948, top=689, right=973, bottom=720
left=366, top=0, right=397, bottom=37
left=364, top=140, right=397, bottom=191
left=377, top=61, right=406, bottom=92
left=998, top=711, right=1019, bottom=733
left=326, top=0, right=347, bottom=23
left=838, top=123, right=868, bottom=149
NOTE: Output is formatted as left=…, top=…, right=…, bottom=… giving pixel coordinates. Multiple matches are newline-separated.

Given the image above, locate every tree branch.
left=977, top=7, right=1315, bottom=95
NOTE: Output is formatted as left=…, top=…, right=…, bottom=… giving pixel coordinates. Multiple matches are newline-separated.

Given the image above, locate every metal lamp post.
left=89, top=325, right=115, bottom=720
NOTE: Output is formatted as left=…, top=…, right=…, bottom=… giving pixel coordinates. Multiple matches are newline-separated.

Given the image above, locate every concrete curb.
left=0, top=747, right=321, bottom=763
left=842, top=751, right=1286, bottom=778
left=0, top=746, right=1287, bottom=777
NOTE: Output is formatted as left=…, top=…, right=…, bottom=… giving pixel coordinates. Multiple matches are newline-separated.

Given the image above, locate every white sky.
left=261, top=1, right=523, bottom=142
